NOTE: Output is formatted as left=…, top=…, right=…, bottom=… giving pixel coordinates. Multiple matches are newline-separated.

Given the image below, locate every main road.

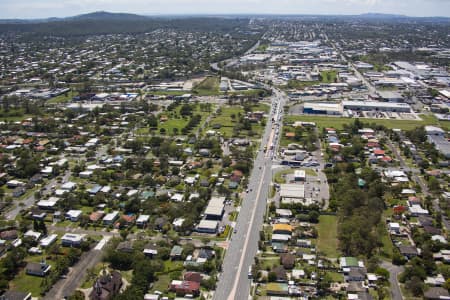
left=214, top=89, right=287, bottom=300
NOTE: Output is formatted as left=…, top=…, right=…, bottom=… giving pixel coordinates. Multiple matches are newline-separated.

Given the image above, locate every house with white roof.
left=61, top=233, right=85, bottom=247
left=136, top=215, right=150, bottom=227
left=39, top=234, right=58, bottom=248
left=65, top=210, right=82, bottom=222
left=103, top=211, right=119, bottom=225
left=61, top=182, right=77, bottom=190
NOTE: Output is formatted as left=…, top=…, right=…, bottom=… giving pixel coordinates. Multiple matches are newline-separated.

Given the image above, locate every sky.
left=1, top=0, right=450, bottom=19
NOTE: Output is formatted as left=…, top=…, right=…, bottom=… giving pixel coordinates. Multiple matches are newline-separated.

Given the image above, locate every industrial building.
left=303, top=102, right=343, bottom=115
left=204, top=196, right=225, bottom=220
left=378, top=91, right=404, bottom=103
left=280, top=184, right=305, bottom=203
left=428, top=134, right=450, bottom=158
left=342, top=101, right=412, bottom=113
left=196, top=220, right=219, bottom=234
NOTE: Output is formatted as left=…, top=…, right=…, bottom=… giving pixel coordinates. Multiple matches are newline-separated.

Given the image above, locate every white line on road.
left=227, top=164, right=267, bottom=300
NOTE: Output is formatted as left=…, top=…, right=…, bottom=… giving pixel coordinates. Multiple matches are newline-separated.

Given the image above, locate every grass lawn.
left=320, top=70, right=337, bottom=83
left=10, top=254, right=60, bottom=297
left=0, top=113, right=33, bottom=122
left=151, top=274, right=171, bottom=293
left=10, top=268, right=43, bottom=297
left=121, top=270, right=134, bottom=283
left=273, top=169, right=294, bottom=184
left=193, top=76, right=220, bottom=96
left=273, top=169, right=317, bottom=184
left=0, top=108, right=31, bottom=121
left=207, top=103, right=268, bottom=138
left=228, top=211, right=237, bottom=222
left=285, top=114, right=450, bottom=131
left=380, top=226, right=394, bottom=259
left=158, top=104, right=211, bottom=135
left=149, top=90, right=187, bottom=96
left=159, top=117, right=190, bottom=134
left=54, top=220, right=74, bottom=228
left=316, top=215, right=340, bottom=258
left=252, top=103, right=270, bottom=113
left=269, top=185, right=276, bottom=198
left=282, top=80, right=320, bottom=90
left=259, top=257, right=280, bottom=270
left=208, top=106, right=243, bottom=137
left=47, top=90, right=77, bottom=104
left=163, top=260, right=184, bottom=273
left=305, top=169, right=318, bottom=177
left=256, top=44, right=269, bottom=52
left=327, top=271, right=344, bottom=282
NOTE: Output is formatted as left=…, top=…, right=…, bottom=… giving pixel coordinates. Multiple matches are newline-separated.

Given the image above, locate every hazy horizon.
left=1, top=0, right=450, bottom=19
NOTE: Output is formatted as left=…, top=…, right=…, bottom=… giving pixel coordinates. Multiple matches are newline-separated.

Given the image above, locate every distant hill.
left=0, top=12, right=253, bottom=37
left=0, top=11, right=151, bottom=24
left=0, top=11, right=448, bottom=37
left=66, top=11, right=150, bottom=21
left=358, top=13, right=408, bottom=19
left=0, top=11, right=449, bottom=25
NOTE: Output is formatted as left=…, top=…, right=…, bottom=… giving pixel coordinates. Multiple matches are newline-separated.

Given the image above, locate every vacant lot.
left=48, top=90, right=78, bottom=104
left=316, top=215, right=339, bottom=258
left=193, top=76, right=220, bottom=96
left=207, top=104, right=267, bottom=138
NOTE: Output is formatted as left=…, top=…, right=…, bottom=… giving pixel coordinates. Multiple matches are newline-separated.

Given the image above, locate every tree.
left=317, top=273, right=332, bottom=291
left=308, top=210, right=320, bottom=223
left=268, top=271, right=277, bottom=282
left=68, top=291, right=85, bottom=300
left=444, top=278, right=450, bottom=291
left=180, top=104, right=193, bottom=117
left=405, top=276, right=423, bottom=296
left=392, top=248, right=407, bottom=265
left=428, top=176, right=440, bottom=192
left=148, top=115, right=158, bottom=127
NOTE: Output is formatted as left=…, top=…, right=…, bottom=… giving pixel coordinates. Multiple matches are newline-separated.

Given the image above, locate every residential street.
left=44, top=248, right=104, bottom=299
left=5, top=170, right=71, bottom=220
left=381, top=261, right=404, bottom=300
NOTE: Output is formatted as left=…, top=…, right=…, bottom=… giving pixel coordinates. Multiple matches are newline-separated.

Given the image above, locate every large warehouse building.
left=342, top=101, right=412, bottom=113
left=303, top=102, right=343, bottom=115
left=280, top=184, right=305, bottom=204
left=303, top=100, right=412, bottom=115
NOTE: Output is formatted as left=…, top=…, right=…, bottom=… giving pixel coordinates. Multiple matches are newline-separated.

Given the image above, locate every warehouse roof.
left=342, top=100, right=411, bottom=109
left=279, top=184, right=305, bottom=199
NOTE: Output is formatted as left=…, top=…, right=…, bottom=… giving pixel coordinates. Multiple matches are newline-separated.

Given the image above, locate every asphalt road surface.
left=214, top=89, right=286, bottom=300
left=381, top=261, right=404, bottom=300
left=5, top=170, right=71, bottom=220
left=44, top=248, right=104, bottom=300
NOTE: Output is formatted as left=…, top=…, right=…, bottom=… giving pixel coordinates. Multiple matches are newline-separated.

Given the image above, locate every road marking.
left=227, top=165, right=267, bottom=300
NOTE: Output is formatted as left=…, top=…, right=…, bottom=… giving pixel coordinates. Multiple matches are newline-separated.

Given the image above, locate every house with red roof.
left=169, top=280, right=200, bottom=296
